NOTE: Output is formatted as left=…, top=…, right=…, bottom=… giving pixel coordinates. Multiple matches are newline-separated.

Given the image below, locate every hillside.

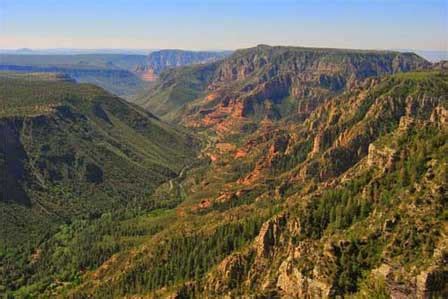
left=0, top=74, right=199, bottom=295
left=50, top=70, right=447, bottom=298
left=134, top=49, right=231, bottom=82
left=136, top=45, right=429, bottom=124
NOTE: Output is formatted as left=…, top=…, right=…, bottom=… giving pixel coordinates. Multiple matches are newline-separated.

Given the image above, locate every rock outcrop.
left=367, top=144, right=398, bottom=172
left=276, top=257, right=334, bottom=298
left=254, top=213, right=288, bottom=258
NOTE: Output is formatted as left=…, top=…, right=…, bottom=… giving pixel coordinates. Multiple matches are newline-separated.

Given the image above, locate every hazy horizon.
left=1, top=46, right=447, bottom=62
left=0, top=46, right=447, bottom=52
left=1, top=0, right=447, bottom=51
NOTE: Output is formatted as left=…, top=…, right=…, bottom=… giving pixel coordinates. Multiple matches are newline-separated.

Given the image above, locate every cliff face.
left=134, top=64, right=157, bottom=81
left=137, top=45, right=429, bottom=129
left=193, top=46, right=429, bottom=133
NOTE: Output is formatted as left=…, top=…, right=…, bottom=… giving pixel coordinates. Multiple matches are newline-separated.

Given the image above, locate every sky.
left=1, top=0, right=447, bottom=51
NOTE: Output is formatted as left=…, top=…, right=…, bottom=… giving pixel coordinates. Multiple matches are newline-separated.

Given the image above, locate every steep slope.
left=62, top=71, right=447, bottom=298
left=134, top=49, right=231, bottom=82
left=0, top=73, right=198, bottom=295
left=195, top=71, right=448, bottom=298
left=137, top=45, right=429, bottom=125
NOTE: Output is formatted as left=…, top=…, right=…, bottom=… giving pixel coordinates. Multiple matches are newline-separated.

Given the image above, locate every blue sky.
left=1, top=0, right=447, bottom=50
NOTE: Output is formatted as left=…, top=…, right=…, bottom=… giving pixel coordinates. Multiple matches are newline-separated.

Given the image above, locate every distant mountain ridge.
left=134, top=49, right=231, bottom=81
left=1, top=48, right=445, bottom=62
left=0, top=51, right=232, bottom=96
left=0, top=54, right=149, bottom=97
left=0, top=48, right=153, bottom=55
left=0, top=64, right=147, bottom=97
left=136, top=45, right=430, bottom=125
left=0, top=53, right=148, bottom=70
